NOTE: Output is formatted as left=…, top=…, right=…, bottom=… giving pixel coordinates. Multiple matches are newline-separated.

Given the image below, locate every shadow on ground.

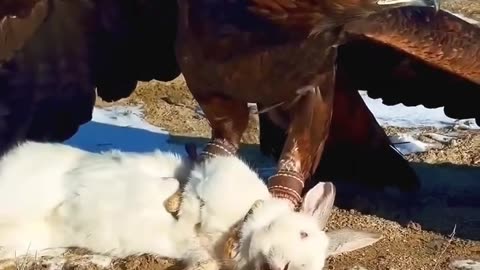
left=167, top=134, right=480, bottom=242
left=331, top=162, right=480, bottom=241
left=65, top=122, right=480, bottom=242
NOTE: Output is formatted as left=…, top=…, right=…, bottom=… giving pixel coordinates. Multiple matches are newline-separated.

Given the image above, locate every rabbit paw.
left=185, top=259, right=219, bottom=270
left=164, top=190, right=182, bottom=217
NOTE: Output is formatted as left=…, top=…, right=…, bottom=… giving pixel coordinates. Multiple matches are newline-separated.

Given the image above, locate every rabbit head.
left=235, top=182, right=382, bottom=270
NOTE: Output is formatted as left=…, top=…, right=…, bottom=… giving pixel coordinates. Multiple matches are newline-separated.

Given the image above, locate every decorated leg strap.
left=267, top=170, right=305, bottom=210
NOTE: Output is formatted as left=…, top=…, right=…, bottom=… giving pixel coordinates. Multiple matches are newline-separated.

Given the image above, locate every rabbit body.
left=180, top=155, right=272, bottom=236
left=0, top=141, right=193, bottom=259
left=0, top=141, right=382, bottom=270
left=178, top=155, right=331, bottom=270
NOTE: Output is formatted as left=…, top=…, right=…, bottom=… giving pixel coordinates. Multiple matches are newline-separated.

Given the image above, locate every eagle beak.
left=376, top=0, right=440, bottom=12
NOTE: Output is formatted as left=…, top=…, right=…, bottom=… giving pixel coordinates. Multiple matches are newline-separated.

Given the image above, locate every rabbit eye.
left=300, top=231, right=308, bottom=239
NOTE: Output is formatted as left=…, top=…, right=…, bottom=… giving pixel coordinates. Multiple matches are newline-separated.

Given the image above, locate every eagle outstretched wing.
left=0, top=0, right=179, bottom=154
left=339, top=7, right=480, bottom=123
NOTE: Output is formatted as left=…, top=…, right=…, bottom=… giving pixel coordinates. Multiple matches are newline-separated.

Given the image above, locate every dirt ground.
left=8, top=3, right=480, bottom=270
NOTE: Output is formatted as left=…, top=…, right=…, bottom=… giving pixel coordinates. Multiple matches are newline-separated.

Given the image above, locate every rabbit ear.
left=326, top=228, right=382, bottom=256
left=300, top=182, right=336, bottom=229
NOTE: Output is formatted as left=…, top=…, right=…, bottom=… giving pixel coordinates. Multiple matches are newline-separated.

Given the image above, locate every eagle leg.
left=194, top=94, right=250, bottom=159
left=259, top=78, right=421, bottom=193
left=266, top=86, right=334, bottom=208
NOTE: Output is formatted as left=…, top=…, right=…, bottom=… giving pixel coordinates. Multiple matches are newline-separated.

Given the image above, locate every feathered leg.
left=259, top=76, right=420, bottom=193
left=265, top=73, right=335, bottom=208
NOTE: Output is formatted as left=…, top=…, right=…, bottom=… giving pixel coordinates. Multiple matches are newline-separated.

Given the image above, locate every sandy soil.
left=6, top=3, right=480, bottom=270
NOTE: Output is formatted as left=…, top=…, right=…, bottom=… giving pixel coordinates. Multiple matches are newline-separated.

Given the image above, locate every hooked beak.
left=376, top=0, right=440, bottom=12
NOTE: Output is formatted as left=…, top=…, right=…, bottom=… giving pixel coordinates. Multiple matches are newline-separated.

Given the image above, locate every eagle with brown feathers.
left=1, top=0, right=479, bottom=203
left=175, top=0, right=480, bottom=206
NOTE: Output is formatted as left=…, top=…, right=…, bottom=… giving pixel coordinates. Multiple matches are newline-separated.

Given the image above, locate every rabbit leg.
left=175, top=189, right=219, bottom=270
left=176, top=188, right=202, bottom=232
left=165, top=189, right=183, bottom=218
left=183, top=237, right=219, bottom=270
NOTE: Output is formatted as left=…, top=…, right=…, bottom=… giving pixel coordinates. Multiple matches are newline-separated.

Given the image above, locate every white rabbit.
left=0, top=141, right=195, bottom=260
left=0, top=141, right=381, bottom=270
left=177, top=155, right=383, bottom=270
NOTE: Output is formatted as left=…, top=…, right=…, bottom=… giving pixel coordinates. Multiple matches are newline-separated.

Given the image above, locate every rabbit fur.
left=0, top=141, right=196, bottom=260
left=176, top=154, right=383, bottom=270
left=0, top=141, right=381, bottom=270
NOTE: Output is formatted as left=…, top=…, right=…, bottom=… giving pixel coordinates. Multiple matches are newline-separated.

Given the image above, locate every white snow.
left=66, top=96, right=477, bottom=157
left=389, top=134, right=439, bottom=155
left=450, top=260, right=480, bottom=270
left=360, top=92, right=479, bottom=130
left=423, top=133, right=456, bottom=144
left=64, top=106, right=186, bottom=154
left=360, top=92, right=479, bottom=154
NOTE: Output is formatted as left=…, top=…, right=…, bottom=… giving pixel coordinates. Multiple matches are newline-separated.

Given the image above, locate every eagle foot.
left=268, top=171, right=305, bottom=209
left=195, top=138, right=238, bottom=162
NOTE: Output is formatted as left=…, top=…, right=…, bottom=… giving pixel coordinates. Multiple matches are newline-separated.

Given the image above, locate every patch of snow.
left=65, top=106, right=187, bottom=154
left=423, top=133, right=456, bottom=144
left=389, top=134, right=439, bottom=155
left=360, top=92, right=479, bottom=129
left=91, top=105, right=167, bottom=134
left=450, top=259, right=480, bottom=270
left=64, top=100, right=472, bottom=162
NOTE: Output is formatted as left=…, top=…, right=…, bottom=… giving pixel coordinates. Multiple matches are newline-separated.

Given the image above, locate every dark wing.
left=338, top=7, right=480, bottom=124
left=0, top=0, right=179, bottom=154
